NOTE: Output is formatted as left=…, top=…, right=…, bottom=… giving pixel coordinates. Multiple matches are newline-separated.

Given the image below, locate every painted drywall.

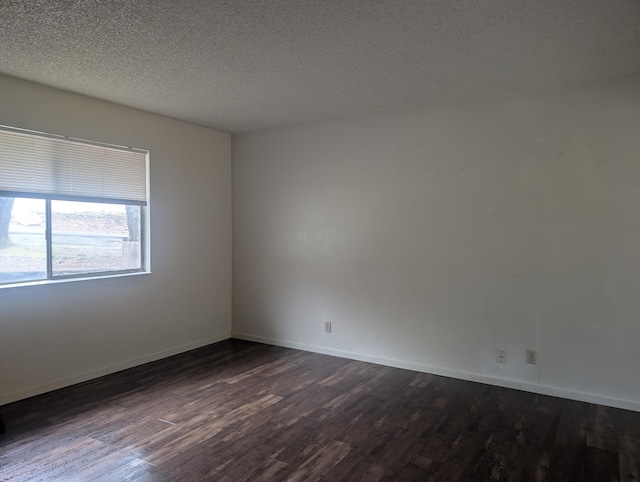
left=233, top=76, right=640, bottom=411
left=0, top=75, right=232, bottom=405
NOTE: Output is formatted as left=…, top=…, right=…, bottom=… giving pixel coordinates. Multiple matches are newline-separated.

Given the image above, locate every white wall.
left=0, top=75, right=232, bottom=405
left=233, top=76, right=640, bottom=411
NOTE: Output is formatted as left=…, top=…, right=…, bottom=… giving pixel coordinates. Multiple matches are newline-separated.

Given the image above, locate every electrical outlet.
left=325, top=321, right=332, bottom=333
left=496, top=349, right=507, bottom=364
left=526, top=349, right=537, bottom=364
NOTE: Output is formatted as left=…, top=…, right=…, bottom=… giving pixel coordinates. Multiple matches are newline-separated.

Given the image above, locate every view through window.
left=0, top=198, right=142, bottom=284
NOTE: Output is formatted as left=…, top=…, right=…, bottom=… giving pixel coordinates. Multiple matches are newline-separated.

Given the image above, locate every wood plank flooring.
left=1, top=339, right=639, bottom=481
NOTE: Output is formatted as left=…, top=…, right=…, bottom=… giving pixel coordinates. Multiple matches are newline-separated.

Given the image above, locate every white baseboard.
left=0, top=332, right=232, bottom=406
left=5, top=331, right=637, bottom=413
left=233, top=332, right=640, bottom=413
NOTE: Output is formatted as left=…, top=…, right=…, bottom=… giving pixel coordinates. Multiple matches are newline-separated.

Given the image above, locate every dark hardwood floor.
left=0, top=339, right=638, bottom=481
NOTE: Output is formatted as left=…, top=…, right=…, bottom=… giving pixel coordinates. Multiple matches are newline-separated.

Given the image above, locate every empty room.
left=1, top=0, right=639, bottom=480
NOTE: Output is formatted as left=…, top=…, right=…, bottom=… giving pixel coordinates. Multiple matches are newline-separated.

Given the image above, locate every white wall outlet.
left=496, top=349, right=507, bottom=364
left=526, top=349, right=537, bottom=364
left=325, top=321, right=332, bottom=333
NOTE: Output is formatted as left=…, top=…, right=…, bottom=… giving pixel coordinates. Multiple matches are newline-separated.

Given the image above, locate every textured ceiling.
left=1, top=1, right=639, bottom=133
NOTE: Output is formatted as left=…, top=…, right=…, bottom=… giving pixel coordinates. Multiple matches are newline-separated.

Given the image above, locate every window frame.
left=0, top=125, right=149, bottom=288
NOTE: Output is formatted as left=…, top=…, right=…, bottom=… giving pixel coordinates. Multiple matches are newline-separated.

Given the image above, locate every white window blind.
left=0, top=126, right=148, bottom=205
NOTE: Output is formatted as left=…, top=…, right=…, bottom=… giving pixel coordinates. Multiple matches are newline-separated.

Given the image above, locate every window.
left=0, top=126, right=148, bottom=286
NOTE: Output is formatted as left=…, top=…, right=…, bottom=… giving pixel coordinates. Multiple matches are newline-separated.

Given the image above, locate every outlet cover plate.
left=496, top=349, right=507, bottom=364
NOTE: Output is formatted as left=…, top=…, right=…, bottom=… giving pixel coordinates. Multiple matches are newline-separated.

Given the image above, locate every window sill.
left=0, top=270, right=151, bottom=290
